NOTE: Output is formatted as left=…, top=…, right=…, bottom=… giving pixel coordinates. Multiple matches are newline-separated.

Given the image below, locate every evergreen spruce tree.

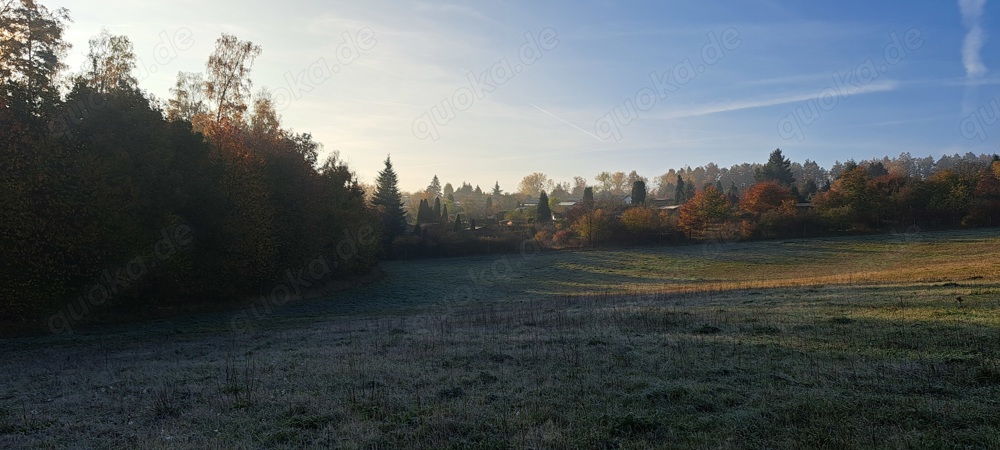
left=441, top=204, right=449, bottom=223
left=674, top=176, right=686, bottom=204
left=417, top=198, right=434, bottom=223
left=454, top=214, right=462, bottom=232
left=492, top=181, right=502, bottom=196
left=433, top=197, right=442, bottom=220
left=537, top=191, right=552, bottom=223
left=727, top=181, right=740, bottom=204
left=469, top=218, right=476, bottom=231
left=427, top=175, right=442, bottom=198
left=372, top=155, right=407, bottom=245
left=583, top=187, right=595, bottom=209
left=754, top=148, right=795, bottom=186
left=631, top=180, right=646, bottom=205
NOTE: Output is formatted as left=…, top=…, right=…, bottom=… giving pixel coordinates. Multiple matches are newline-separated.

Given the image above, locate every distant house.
left=659, top=205, right=683, bottom=217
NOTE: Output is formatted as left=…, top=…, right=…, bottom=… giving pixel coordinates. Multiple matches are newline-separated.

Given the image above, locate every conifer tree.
left=372, top=155, right=406, bottom=244
left=427, top=175, right=442, bottom=198
left=537, top=191, right=552, bottom=223
left=631, top=180, right=646, bottom=205
left=755, top=148, right=795, bottom=186
left=583, top=187, right=595, bottom=209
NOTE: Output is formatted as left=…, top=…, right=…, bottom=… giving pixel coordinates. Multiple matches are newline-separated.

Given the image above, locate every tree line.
left=391, top=149, right=1000, bottom=253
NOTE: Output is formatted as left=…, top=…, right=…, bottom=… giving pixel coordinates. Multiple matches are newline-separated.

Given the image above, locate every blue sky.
left=56, top=0, right=999, bottom=193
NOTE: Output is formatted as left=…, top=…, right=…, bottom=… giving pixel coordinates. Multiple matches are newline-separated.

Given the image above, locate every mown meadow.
left=2, top=228, right=1000, bottom=448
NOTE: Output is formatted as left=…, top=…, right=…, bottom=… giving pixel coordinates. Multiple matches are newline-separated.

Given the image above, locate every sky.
left=54, top=0, right=1000, bottom=193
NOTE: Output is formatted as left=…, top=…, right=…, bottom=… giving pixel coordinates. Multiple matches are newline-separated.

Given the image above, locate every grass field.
left=3, top=228, right=1000, bottom=448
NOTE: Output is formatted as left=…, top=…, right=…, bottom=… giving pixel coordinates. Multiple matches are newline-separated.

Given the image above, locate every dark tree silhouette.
left=583, top=187, right=595, bottom=209
left=537, top=191, right=552, bottom=223
left=372, top=155, right=407, bottom=245
left=755, top=148, right=795, bottom=186
left=631, top=180, right=646, bottom=205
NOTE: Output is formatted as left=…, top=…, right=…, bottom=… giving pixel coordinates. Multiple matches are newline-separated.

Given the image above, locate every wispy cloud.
left=656, top=81, right=900, bottom=120
left=959, top=0, right=988, bottom=78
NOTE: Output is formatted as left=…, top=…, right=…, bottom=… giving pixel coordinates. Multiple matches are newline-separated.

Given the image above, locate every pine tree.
left=427, top=175, right=442, bottom=198
left=453, top=214, right=462, bottom=232
left=433, top=197, right=442, bottom=220
left=417, top=198, right=433, bottom=223
left=675, top=176, right=686, bottom=204
left=631, top=180, right=646, bottom=205
left=441, top=204, right=449, bottom=223
left=372, top=155, right=406, bottom=245
left=537, top=191, right=552, bottom=223
left=755, top=148, right=795, bottom=186
left=727, top=181, right=740, bottom=204
left=583, top=187, right=595, bottom=209
left=492, top=181, right=502, bottom=196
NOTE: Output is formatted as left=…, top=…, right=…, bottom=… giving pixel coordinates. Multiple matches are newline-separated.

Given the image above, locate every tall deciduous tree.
left=0, top=0, right=71, bottom=114
left=740, top=181, right=795, bottom=216
left=166, top=71, right=206, bottom=123
left=519, top=172, right=549, bottom=196
left=205, top=33, right=261, bottom=124
left=571, top=176, right=587, bottom=197
left=249, top=88, right=281, bottom=137
left=372, top=155, right=406, bottom=245
left=678, top=186, right=731, bottom=239
left=80, top=28, right=136, bottom=93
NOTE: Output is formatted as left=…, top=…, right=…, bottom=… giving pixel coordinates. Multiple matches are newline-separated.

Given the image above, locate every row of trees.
left=1, top=1, right=378, bottom=327
left=410, top=150, right=996, bottom=230
left=384, top=148, right=1000, bottom=257
left=526, top=150, right=1000, bottom=248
